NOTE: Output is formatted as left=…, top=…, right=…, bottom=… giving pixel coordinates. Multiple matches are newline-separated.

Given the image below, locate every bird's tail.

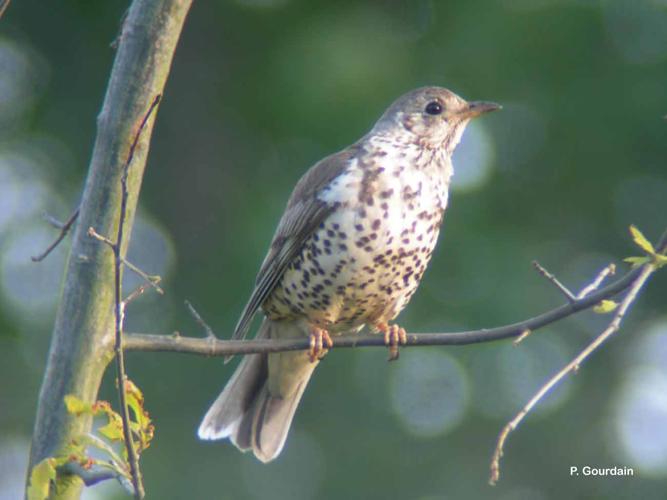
left=197, top=318, right=317, bottom=463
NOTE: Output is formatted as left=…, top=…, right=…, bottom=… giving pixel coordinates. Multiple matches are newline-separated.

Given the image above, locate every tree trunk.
left=27, top=1, right=192, bottom=498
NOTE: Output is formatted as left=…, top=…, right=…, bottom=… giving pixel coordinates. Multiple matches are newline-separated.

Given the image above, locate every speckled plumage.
left=199, top=87, right=500, bottom=463
left=263, top=134, right=451, bottom=332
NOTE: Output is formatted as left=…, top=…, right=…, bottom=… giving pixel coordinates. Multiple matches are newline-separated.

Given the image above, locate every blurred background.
left=1, top=1, right=667, bottom=499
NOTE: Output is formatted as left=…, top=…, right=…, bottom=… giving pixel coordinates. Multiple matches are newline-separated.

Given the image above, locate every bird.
left=198, top=86, right=500, bottom=463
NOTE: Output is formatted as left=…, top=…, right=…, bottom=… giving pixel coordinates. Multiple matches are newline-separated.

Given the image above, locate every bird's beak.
left=456, top=101, right=502, bottom=119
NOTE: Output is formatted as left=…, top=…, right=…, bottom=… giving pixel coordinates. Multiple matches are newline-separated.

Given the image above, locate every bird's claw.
left=308, top=327, right=333, bottom=362
left=375, top=323, right=407, bottom=361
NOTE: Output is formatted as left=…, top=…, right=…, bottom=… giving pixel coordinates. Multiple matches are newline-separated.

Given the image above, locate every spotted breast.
left=263, top=135, right=452, bottom=333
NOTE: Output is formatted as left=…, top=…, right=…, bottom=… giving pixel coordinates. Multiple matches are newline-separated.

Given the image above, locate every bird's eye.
left=424, top=101, right=443, bottom=115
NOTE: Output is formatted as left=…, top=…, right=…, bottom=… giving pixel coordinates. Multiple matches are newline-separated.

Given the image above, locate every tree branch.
left=0, top=0, right=10, bottom=21
left=489, top=259, right=656, bottom=485
left=486, top=228, right=667, bottom=484
left=88, top=227, right=163, bottom=295
left=31, top=207, right=80, bottom=262
left=121, top=228, right=664, bottom=488
left=531, top=260, right=577, bottom=303
left=85, top=94, right=160, bottom=499
left=122, top=237, right=662, bottom=356
left=62, top=463, right=126, bottom=489
left=27, top=2, right=192, bottom=499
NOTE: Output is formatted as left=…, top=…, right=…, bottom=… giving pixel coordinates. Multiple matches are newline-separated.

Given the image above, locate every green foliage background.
left=1, top=1, right=666, bottom=499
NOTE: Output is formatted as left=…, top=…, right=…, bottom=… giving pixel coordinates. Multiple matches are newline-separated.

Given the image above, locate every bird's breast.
left=263, top=152, right=450, bottom=332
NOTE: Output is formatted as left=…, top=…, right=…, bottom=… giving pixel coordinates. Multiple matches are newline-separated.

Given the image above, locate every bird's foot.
left=308, top=327, right=333, bottom=362
left=374, top=323, right=407, bottom=361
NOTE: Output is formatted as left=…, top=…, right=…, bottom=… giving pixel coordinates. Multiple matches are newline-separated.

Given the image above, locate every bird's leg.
left=308, top=326, right=333, bottom=362
left=373, top=322, right=408, bottom=361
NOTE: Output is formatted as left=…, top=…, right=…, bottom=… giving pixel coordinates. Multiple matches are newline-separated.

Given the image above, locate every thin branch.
left=122, top=254, right=657, bottom=355
left=88, top=227, right=163, bottom=294
left=577, top=263, right=615, bottom=299
left=31, top=207, right=80, bottom=262
left=185, top=300, right=218, bottom=339
left=122, top=228, right=664, bottom=489
left=489, top=262, right=656, bottom=485
left=512, top=328, right=532, bottom=346
left=532, top=260, right=576, bottom=303
left=122, top=261, right=163, bottom=293
left=62, top=462, right=124, bottom=488
left=488, top=233, right=667, bottom=486
left=0, top=0, right=10, bottom=21
left=82, top=432, right=128, bottom=471
left=111, top=94, right=161, bottom=500
left=43, top=212, right=70, bottom=229
left=513, top=264, right=615, bottom=346
left=123, top=282, right=153, bottom=307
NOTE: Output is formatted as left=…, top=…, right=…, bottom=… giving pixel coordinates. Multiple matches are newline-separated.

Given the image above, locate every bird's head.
left=373, top=86, right=500, bottom=153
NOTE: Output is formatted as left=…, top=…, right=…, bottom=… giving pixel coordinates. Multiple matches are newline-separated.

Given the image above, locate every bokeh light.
left=0, top=153, right=56, bottom=234
left=451, top=121, right=496, bottom=192
left=124, top=213, right=176, bottom=293
left=0, top=37, right=48, bottom=132
left=470, top=335, right=573, bottom=419
left=612, top=319, right=667, bottom=476
left=122, top=213, right=177, bottom=333
left=390, top=350, right=469, bottom=437
left=613, top=366, right=667, bottom=476
left=0, top=226, right=66, bottom=319
left=0, top=438, right=29, bottom=500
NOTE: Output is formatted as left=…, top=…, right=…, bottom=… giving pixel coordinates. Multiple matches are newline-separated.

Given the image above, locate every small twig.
left=0, top=0, right=11, bottom=21
left=577, top=263, right=615, bottom=299
left=123, top=283, right=152, bottom=307
left=62, top=462, right=124, bottom=488
left=43, top=213, right=68, bottom=229
left=515, top=264, right=615, bottom=347
left=31, top=207, right=81, bottom=262
left=110, top=94, right=160, bottom=500
left=532, top=260, right=576, bottom=303
left=122, top=261, right=163, bottom=293
left=82, top=432, right=127, bottom=469
left=88, top=227, right=163, bottom=295
left=184, top=300, right=218, bottom=339
left=87, top=227, right=115, bottom=247
left=489, top=261, right=657, bottom=485
left=60, top=432, right=133, bottom=489
left=512, top=328, right=532, bottom=346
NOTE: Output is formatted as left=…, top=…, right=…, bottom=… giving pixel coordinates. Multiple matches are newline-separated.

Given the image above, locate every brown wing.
left=230, top=145, right=359, bottom=344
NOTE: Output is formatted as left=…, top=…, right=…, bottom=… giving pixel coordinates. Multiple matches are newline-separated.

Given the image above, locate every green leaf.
left=623, top=256, right=650, bottom=267
left=124, top=378, right=155, bottom=452
left=99, top=412, right=124, bottom=441
left=65, top=380, right=155, bottom=485
left=27, top=459, right=56, bottom=500
left=629, top=225, right=655, bottom=255
left=655, top=253, right=667, bottom=269
left=594, top=300, right=618, bottom=314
